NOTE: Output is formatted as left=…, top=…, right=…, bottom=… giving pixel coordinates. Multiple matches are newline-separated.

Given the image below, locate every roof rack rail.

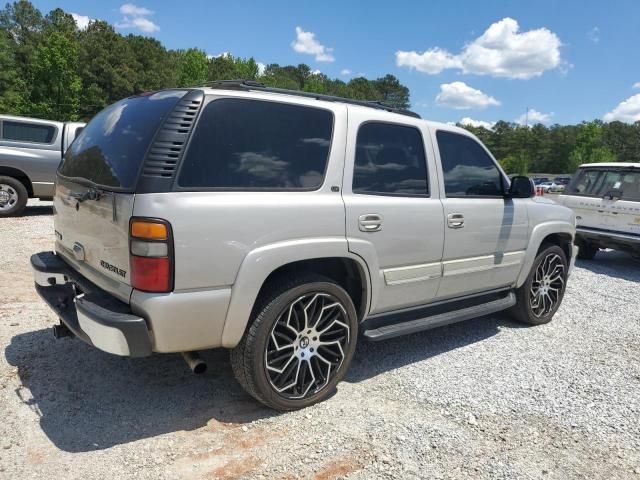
left=200, top=80, right=421, bottom=119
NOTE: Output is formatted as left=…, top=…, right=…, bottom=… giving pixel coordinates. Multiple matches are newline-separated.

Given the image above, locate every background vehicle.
left=557, top=163, right=640, bottom=259
left=32, top=82, right=577, bottom=411
left=539, top=181, right=563, bottom=193
left=533, top=177, right=550, bottom=185
left=554, top=176, right=572, bottom=186
left=0, top=115, right=85, bottom=216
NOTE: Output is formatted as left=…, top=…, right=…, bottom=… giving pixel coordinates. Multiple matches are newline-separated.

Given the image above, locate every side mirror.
left=507, top=176, right=535, bottom=198
left=603, top=188, right=623, bottom=200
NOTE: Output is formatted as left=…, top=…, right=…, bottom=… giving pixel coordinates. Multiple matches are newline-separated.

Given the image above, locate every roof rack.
left=200, top=80, right=421, bottom=119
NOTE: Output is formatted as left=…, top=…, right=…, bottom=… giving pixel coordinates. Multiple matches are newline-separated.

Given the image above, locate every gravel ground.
left=1, top=200, right=639, bottom=480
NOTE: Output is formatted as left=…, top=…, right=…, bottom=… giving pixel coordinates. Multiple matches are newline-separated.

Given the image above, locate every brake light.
left=130, top=219, right=173, bottom=293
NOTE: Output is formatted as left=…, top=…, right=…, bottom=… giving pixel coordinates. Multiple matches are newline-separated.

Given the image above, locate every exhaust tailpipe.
left=181, top=351, right=207, bottom=374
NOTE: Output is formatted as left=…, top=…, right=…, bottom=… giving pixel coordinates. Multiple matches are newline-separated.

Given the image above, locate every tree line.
left=1, top=1, right=638, bottom=174
left=0, top=1, right=410, bottom=121
left=464, top=120, right=639, bottom=174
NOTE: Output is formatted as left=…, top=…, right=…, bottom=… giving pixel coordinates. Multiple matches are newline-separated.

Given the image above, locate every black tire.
left=0, top=176, right=28, bottom=217
left=577, top=243, right=598, bottom=260
left=230, top=273, right=358, bottom=411
left=510, top=244, right=568, bottom=326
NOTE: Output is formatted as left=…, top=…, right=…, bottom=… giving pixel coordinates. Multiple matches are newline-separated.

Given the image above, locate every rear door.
left=431, top=128, right=529, bottom=299
left=342, top=108, right=444, bottom=314
left=54, top=90, right=189, bottom=301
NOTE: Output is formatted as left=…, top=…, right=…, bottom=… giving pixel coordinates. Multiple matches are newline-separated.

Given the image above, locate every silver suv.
left=32, top=82, right=577, bottom=410
left=0, top=115, right=85, bottom=216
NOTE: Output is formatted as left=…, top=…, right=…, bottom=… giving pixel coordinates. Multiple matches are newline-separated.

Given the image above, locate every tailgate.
left=54, top=179, right=134, bottom=302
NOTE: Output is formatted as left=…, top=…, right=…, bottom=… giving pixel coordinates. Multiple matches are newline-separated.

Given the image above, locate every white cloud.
left=207, top=51, right=230, bottom=60
left=396, top=17, right=562, bottom=79
left=120, top=3, right=153, bottom=16
left=603, top=94, right=640, bottom=123
left=633, top=82, right=640, bottom=89
left=515, top=109, right=553, bottom=125
left=291, top=27, right=335, bottom=62
left=340, top=69, right=351, bottom=76
left=459, top=117, right=495, bottom=129
left=435, top=82, right=500, bottom=110
left=587, top=27, right=600, bottom=43
left=117, top=16, right=159, bottom=33
left=396, top=48, right=461, bottom=74
left=115, top=3, right=159, bottom=33
left=310, top=69, right=322, bottom=75
left=70, top=13, right=91, bottom=30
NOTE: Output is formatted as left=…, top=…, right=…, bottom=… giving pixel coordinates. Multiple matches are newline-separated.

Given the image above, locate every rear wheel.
left=230, top=274, right=357, bottom=411
left=511, top=244, right=568, bottom=325
left=0, top=176, right=28, bottom=217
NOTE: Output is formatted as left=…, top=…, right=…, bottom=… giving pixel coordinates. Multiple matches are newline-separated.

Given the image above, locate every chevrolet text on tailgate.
left=32, top=81, right=577, bottom=411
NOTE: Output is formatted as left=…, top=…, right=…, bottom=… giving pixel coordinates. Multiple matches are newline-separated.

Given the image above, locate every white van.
left=557, top=163, right=640, bottom=259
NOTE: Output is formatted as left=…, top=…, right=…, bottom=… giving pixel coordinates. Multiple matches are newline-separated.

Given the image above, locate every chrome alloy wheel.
left=0, top=184, right=18, bottom=211
left=529, top=253, right=565, bottom=318
left=265, top=293, right=350, bottom=400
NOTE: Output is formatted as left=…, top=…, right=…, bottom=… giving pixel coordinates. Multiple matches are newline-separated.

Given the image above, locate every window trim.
left=435, top=129, right=508, bottom=199
left=565, top=167, right=640, bottom=201
left=0, top=119, right=59, bottom=145
left=351, top=120, right=431, bottom=198
left=173, top=96, right=336, bottom=192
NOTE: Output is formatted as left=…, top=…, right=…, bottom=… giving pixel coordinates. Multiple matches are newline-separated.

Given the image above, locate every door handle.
left=447, top=213, right=464, bottom=229
left=359, top=214, right=383, bottom=232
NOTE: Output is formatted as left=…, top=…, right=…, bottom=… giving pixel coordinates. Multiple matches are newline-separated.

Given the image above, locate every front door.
left=342, top=109, right=444, bottom=315
left=431, top=129, right=529, bottom=299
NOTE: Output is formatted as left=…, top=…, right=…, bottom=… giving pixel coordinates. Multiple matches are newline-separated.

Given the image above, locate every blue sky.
left=34, top=0, right=640, bottom=126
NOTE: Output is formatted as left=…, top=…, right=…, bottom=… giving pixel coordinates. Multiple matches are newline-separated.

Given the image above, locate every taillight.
left=129, top=218, right=173, bottom=293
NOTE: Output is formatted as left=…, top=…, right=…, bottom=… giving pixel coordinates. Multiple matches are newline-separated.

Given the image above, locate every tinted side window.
left=620, top=171, right=640, bottom=201
left=2, top=121, right=56, bottom=143
left=178, top=99, right=333, bottom=189
left=353, top=122, right=428, bottom=196
left=568, top=168, right=640, bottom=200
left=566, top=169, right=602, bottom=195
left=436, top=131, right=503, bottom=197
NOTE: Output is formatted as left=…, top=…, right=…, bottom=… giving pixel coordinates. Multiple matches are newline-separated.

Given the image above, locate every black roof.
left=200, top=80, right=421, bottom=119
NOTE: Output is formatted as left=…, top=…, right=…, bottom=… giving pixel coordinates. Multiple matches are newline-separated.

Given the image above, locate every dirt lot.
left=1, top=201, right=639, bottom=480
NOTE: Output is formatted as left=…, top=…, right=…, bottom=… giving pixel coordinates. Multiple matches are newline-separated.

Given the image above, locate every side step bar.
left=363, top=291, right=516, bottom=341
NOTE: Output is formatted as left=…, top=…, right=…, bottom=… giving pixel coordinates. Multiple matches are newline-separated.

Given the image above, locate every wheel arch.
left=0, top=166, right=33, bottom=197
left=516, top=222, right=575, bottom=288
left=221, top=238, right=372, bottom=348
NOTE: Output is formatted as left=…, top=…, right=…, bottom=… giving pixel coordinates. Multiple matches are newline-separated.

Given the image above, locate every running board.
left=363, top=291, right=516, bottom=341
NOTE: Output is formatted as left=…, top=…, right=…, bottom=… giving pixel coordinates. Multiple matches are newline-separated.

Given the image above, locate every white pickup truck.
left=557, top=162, right=640, bottom=259
left=0, top=115, right=85, bottom=216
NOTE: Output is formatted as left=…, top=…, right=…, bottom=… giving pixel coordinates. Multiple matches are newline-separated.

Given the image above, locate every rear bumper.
left=31, top=251, right=152, bottom=357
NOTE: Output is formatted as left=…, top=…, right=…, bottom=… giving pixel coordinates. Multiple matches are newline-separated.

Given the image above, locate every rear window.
left=567, top=168, right=640, bottom=201
left=2, top=120, right=56, bottom=143
left=178, top=98, right=333, bottom=190
left=59, top=90, right=186, bottom=190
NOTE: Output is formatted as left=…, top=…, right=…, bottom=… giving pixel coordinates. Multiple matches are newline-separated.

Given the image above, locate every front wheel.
left=0, top=176, right=28, bottom=217
left=230, top=274, right=358, bottom=411
left=511, top=244, right=568, bottom=326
